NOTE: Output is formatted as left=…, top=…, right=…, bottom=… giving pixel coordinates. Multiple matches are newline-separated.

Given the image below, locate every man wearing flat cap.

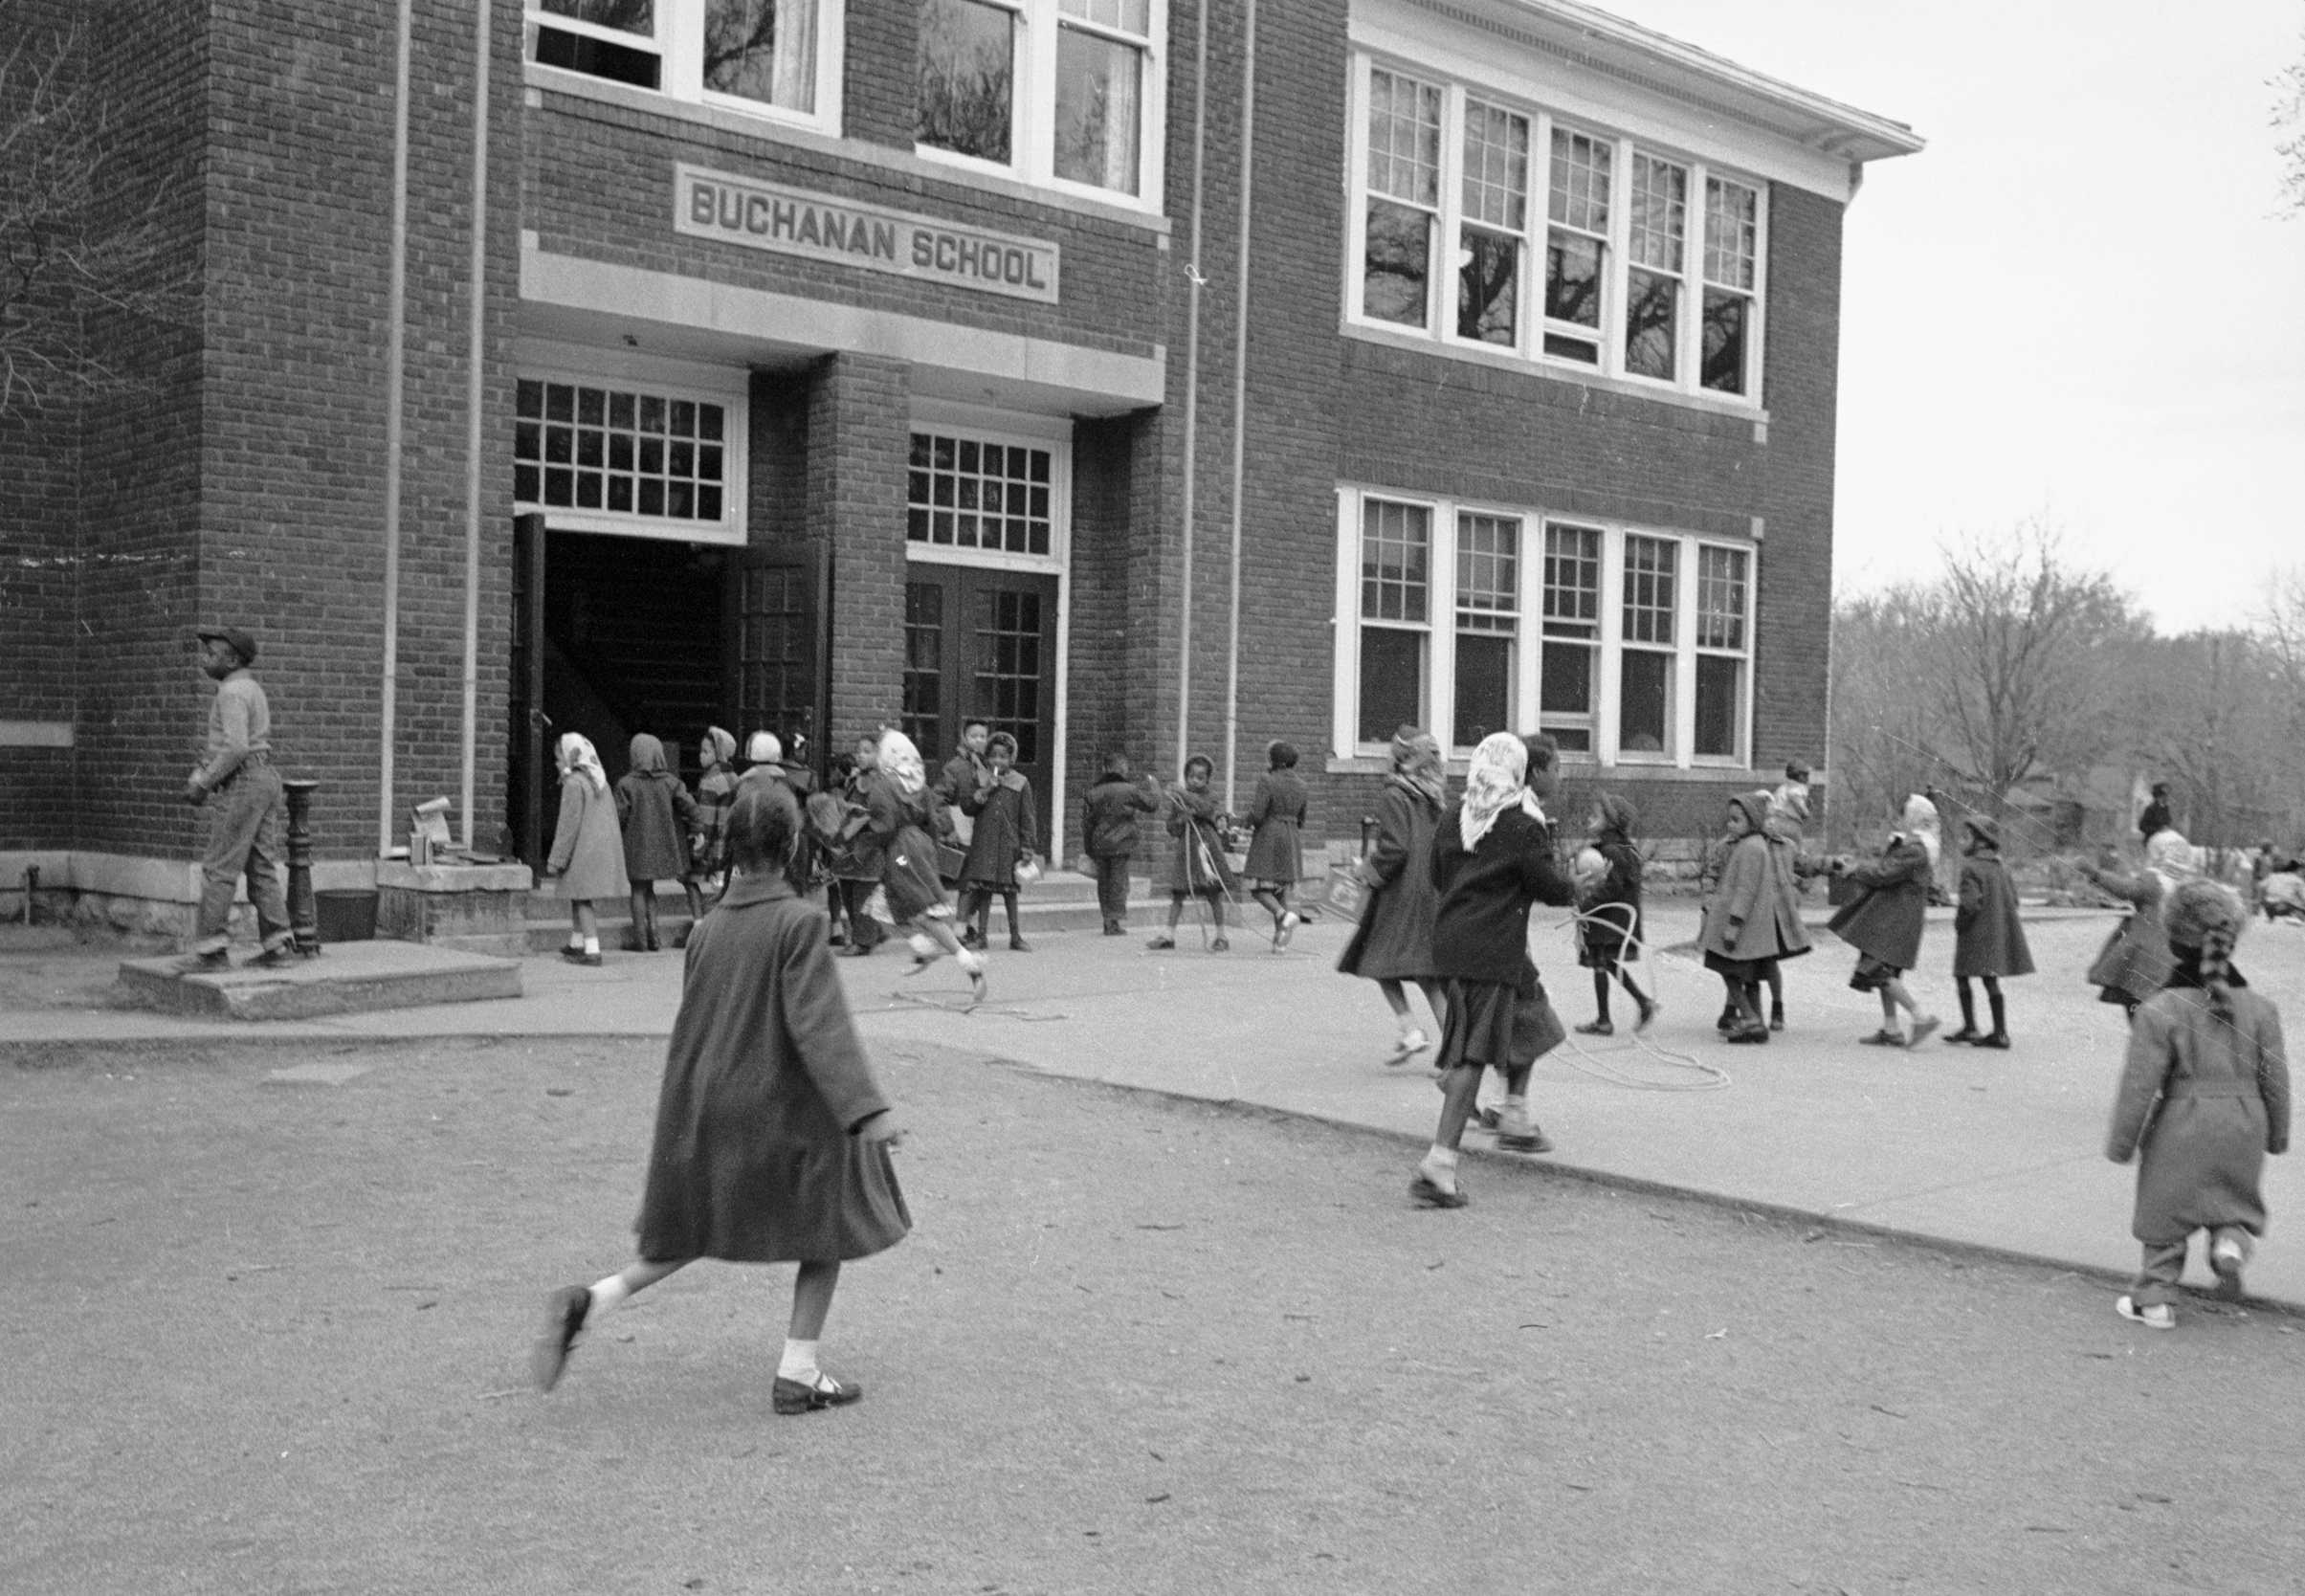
left=180, top=626, right=297, bottom=971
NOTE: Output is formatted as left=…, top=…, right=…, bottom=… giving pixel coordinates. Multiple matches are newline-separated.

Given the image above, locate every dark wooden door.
left=734, top=543, right=831, bottom=780
left=509, top=513, right=548, bottom=866
left=902, top=563, right=1059, bottom=848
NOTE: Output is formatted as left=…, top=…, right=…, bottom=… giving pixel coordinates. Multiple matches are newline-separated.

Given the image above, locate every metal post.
left=460, top=0, right=493, bottom=852
left=284, top=779, right=321, bottom=954
left=378, top=0, right=415, bottom=855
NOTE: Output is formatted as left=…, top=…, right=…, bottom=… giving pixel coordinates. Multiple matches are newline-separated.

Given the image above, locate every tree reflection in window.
left=918, top=0, right=1014, bottom=162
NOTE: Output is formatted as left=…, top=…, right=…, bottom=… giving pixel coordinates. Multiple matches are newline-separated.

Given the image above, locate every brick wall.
left=807, top=353, right=910, bottom=743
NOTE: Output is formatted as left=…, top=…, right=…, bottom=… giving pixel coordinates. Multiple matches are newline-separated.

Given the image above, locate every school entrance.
left=900, top=561, right=1060, bottom=851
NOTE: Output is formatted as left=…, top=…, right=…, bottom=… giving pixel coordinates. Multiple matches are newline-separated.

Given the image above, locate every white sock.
left=1505, top=1093, right=1528, bottom=1114
left=958, top=947, right=985, bottom=975
left=1423, top=1144, right=1458, bottom=1173
left=587, top=1274, right=630, bottom=1316
left=777, top=1338, right=819, bottom=1383
left=583, top=935, right=600, bottom=956
left=909, top=932, right=938, bottom=962
left=566, top=933, right=585, bottom=950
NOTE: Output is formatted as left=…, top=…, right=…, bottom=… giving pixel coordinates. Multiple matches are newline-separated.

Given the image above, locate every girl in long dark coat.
left=533, top=783, right=909, bottom=1412
left=1147, top=754, right=1238, bottom=952
left=1573, top=791, right=1657, bottom=1036
left=2106, top=881, right=2290, bottom=1328
left=1338, top=728, right=1449, bottom=1065
left=868, top=730, right=986, bottom=1004
left=1696, top=792, right=1811, bottom=1044
left=1947, top=816, right=2034, bottom=1049
left=1826, top=793, right=1941, bottom=1049
left=1242, top=741, right=1310, bottom=950
left=956, top=731, right=1038, bottom=951
left=1410, top=732, right=1580, bottom=1207
left=614, top=733, right=698, bottom=952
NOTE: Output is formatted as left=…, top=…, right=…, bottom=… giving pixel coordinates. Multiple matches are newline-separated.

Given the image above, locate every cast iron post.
left=284, top=779, right=321, bottom=954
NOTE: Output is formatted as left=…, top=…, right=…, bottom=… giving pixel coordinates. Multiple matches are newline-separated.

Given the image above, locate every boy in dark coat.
left=1947, top=817, right=2034, bottom=1049
left=533, top=783, right=909, bottom=1410
left=1242, top=741, right=1310, bottom=950
left=1827, top=794, right=1941, bottom=1049
left=615, top=733, right=698, bottom=952
left=1338, top=727, right=1449, bottom=1064
left=956, top=731, right=1039, bottom=951
left=1082, top=752, right=1160, bottom=935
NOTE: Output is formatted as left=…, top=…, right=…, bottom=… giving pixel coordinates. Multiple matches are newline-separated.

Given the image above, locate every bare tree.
left=1828, top=585, right=1939, bottom=845
left=2276, top=29, right=2305, bottom=216
left=0, top=12, right=197, bottom=418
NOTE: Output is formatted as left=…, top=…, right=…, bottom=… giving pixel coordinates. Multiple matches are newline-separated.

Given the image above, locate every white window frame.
left=524, top=0, right=845, bottom=138
left=913, top=0, right=1169, bottom=213
left=513, top=352, right=750, bottom=547
left=1332, top=487, right=1757, bottom=768
left=1341, top=51, right=1770, bottom=408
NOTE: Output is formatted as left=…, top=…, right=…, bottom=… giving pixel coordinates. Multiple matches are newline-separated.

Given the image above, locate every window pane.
left=1363, top=198, right=1431, bottom=327
left=1360, top=500, right=1430, bottom=623
left=704, top=0, right=818, bottom=114
left=1629, top=153, right=1686, bottom=273
left=514, top=379, right=726, bottom=523
left=918, top=0, right=1013, bottom=162
left=1540, top=639, right=1594, bottom=715
left=533, top=21, right=659, bottom=86
left=541, top=0, right=653, bottom=35
left=1457, top=228, right=1518, bottom=345
left=1054, top=26, right=1141, bottom=194
left=1619, top=650, right=1673, bottom=753
left=1622, top=535, right=1676, bottom=643
left=906, top=430, right=1053, bottom=552
left=1695, top=654, right=1742, bottom=759
left=1454, top=633, right=1513, bottom=749
left=1548, top=127, right=1611, bottom=232
left=1461, top=100, right=1528, bottom=230
left=1366, top=69, right=1441, bottom=205
left=1542, top=523, right=1601, bottom=631
left=1455, top=513, right=1518, bottom=624
left=1060, top=0, right=1149, bottom=31
left=1359, top=628, right=1427, bottom=746
left=1544, top=231, right=1602, bottom=330
left=1704, top=176, right=1758, bottom=291
left=903, top=582, right=944, bottom=757
left=1696, top=544, right=1749, bottom=650
left=1701, top=287, right=1748, bottom=395
left=1625, top=268, right=1677, bottom=380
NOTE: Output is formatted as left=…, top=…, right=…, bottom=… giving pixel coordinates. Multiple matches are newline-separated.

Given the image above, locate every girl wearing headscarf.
left=1337, top=726, right=1450, bottom=1063
left=690, top=725, right=741, bottom=909
left=546, top=732, right=630, bottom=966
left=2106, top=881, right=2290, bottom=1329
left=1573, top=791, right=1658, bottom=1036
left=863, top=729, right=986, bottom=1005
left=1825, top=794, right=1941, bottom=1048
left=1696, top=791, right=1809, bottom=1043
left=1410, top=732, right=1580, bottom=1208
left=2078, top=829, right=2195, bottom=1020
left=614, top=733, right=698, bottom=952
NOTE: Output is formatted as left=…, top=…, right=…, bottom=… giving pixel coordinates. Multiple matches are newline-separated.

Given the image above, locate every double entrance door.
left=901, top=561, right=1058, bottom=851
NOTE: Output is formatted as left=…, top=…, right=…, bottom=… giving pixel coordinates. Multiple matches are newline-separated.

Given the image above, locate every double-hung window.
left=1346, top=56, right=1767, bottom=404
left=1335, top=490, right=1754, bottom=765
left=528, top=1, right=842, bottom=130
left=917, top=0, right=1167, bottom=206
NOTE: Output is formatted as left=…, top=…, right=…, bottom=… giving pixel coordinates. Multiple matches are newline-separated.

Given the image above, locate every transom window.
left=515, top=377, right=732, bottom=531
left=907, top=432, right=1054, bottom=557
left=527, top=1, right=842, bottom=130
left=917, top=0, right=1166, bottom=206
left=1348, top=55, right=1768, bottom=404
left=1334, top=489, right=1754, bottom=765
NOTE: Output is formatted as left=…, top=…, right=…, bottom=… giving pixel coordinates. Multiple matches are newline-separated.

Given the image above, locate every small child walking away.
left=545, top=732, right=629, bottom=966
left=2106, top=881, right=2290, bottom=1329
left=1337, top=728, right=1450, bottom=1065
left=615, top=733, right=698, bottom=952
left=1696, top=791, right=1810, bottom=1044
left=1826, top=794, right=1942, bottom=1049
left=1410, top=732, right=1580, bottom=1207
left=956, top=731, right=1038, bottom=952
left=1242, top=741, right=1309, bottom=951
left=1147, top=754, right=1238, bottom=952
left=1947, top=816, right=2034, bottom=1048
left=2079, top=831, right=2192, bottom=1022
left=1082, top=752, right=1160, bottom=935
left=533, top=783, right=909, bottom=1407
left=1573, top=792, right=1657, bottom=1035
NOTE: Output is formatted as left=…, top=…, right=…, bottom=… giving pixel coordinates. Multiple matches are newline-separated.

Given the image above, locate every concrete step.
left=119, top=942, right=521, bottom=1021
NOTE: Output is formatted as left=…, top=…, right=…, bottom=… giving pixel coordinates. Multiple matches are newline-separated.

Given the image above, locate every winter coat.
left=2107, top=971, right=2290, bottom=1245
left=937, top=748, right=989, bottom=806
left=1162, top=784, right=1239, bottom=895
left=827, top=771, right=879, bottom=883
left=1083, top=772, right=1159, bottom=859
left=862, top=772, right=950, bottom=923
left=1577, top=836, right=1645, bottom=968
left=691, top=766, right=740, bottom=879
left=1953, top=850, right=2035, bottom=979
left=2081, top=866, right=2175, bottom=1008
left=1337, top=778, right=1445, bottom=982
left=1429, top=804, right=1580, bottom=988
left=547, top=775, right=631, bottom=902
left=614, top=736, right=698, bottom=883
left=634, top=870, right=909, bottom=1264
left=1826, top=836, right=1933, bottom=971
left=1698, top=831, right=1810, bottom=964
left=959, top=770, right=1038, bottom=889
left=1241, top=770, right=1309, bottom=884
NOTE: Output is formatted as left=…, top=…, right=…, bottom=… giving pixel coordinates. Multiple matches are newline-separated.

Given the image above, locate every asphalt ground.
left=6, top=1031, right=2303, bottom=1595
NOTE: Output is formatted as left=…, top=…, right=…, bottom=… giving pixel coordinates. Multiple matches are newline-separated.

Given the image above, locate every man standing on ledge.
left=178, top=626, right=297, bottom=972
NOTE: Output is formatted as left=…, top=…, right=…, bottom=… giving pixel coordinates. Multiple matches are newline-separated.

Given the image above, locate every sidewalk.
left=5, top=902, right=2300, bottom=1309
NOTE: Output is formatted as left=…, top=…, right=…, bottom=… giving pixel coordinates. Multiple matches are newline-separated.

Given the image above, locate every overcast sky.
left=1603, top=0, right=2304, bottom=635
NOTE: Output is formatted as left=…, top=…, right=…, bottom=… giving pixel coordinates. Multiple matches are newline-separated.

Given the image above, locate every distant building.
left=2, top=0, right=1919, bottom=928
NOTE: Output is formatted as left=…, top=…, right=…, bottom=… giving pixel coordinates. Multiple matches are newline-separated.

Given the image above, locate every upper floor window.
left=515, top=374, right=746, bottom=544
left=1346, top=55, right=1768, bottom=405
left=528, top=0, right=842, bottom=132
left=918, top=0, right=1167, bottom=207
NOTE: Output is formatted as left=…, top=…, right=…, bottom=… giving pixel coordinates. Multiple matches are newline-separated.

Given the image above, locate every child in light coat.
left=2106, top=881, right=2290, bottom=1328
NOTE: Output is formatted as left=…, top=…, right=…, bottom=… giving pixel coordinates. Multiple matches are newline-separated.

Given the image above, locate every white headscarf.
left=1898, top=793, right=1941, bottom=870
left=745, top=731, right=782, bottom=765
left=556, top=732, right=607, bottom=793
left=1458, top=731, right=1528, bottom=852
left=2145, top=829, right=2198, bottom=893
left=877, top=729, right=928, bottom=798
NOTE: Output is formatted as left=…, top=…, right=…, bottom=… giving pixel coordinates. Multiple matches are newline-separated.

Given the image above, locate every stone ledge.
left=118, top=942, right=522, bottom=1021
left=376, top=861, right=534, bottom=893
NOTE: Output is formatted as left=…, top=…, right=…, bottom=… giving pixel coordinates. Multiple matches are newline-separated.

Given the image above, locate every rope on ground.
left=1547, top=907, right=1732, bottom=1092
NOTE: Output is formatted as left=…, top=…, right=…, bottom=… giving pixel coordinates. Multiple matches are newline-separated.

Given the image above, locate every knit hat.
left=2161, top=878, right=2245, bottom=950
left=1964, top=816, right=2001, bottom=852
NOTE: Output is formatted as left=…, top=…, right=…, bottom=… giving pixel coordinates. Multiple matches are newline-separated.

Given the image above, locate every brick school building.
left=0, top=0, right=1917, bottom=928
